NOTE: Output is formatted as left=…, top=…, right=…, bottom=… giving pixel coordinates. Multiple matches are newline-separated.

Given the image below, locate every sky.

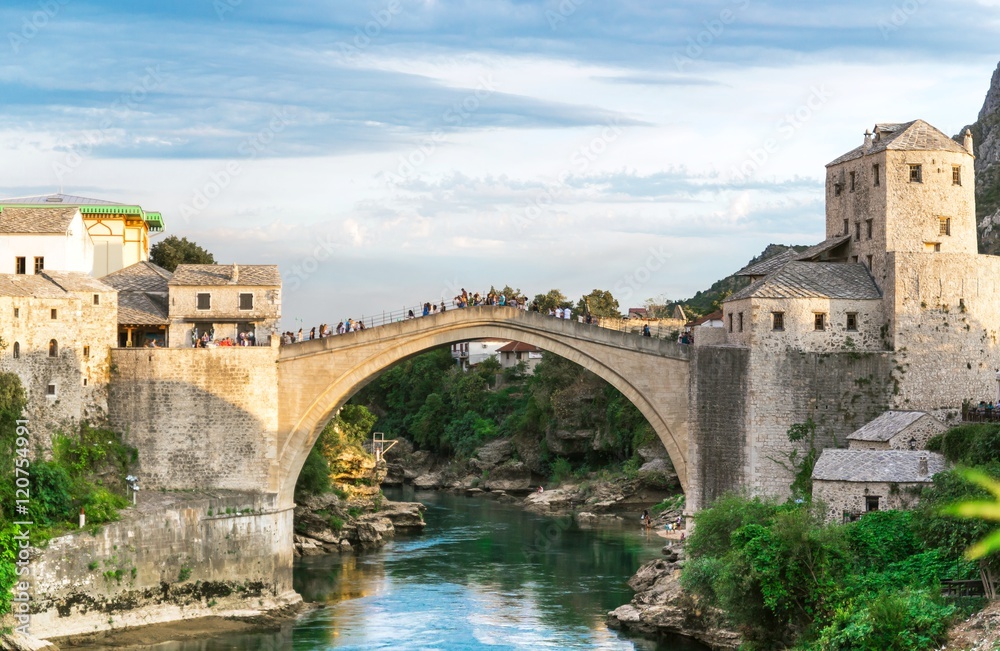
left=1, top=0, right=998, bottom=328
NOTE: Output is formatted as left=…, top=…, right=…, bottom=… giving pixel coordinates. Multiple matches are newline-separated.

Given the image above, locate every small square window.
left=846, top=313, right=858, bottom=331
left=197, top=293, right=211, bottom=310
left=865, top=496, right=880, bottom=512
left=851, top=255, right=859, bottom=263
left=83, top=346, right=90, bottom=359
left=814, top=313, right=826, bottom=331
left=14, top=257, right=25, bottom=275
left=834, top=183, right=842, bottom=197
left=34, top=256, right=44, bottom=274
left=93, top=294, right=100, bottom=306
left=13, top=307, right=19, bottom=318
left=50, top=308, right=57, bottom=319
left=772, top=312, right=784, bottom=331
left=46, top=383, right=56, bottom=397
left=939, top=217, right=951, bottom=236
left=952, top=165, right=961, bottom=186
left=873, top=164, right=880, bottom=187
left=909, top=164, right=922, bottom=183
left=738, top=312, right=744, bottom=333
left=239, top=293, right=254, bottom=310
left=866, top=219, right=873, bottom=240
left=849, top=171, right=856, bottom=192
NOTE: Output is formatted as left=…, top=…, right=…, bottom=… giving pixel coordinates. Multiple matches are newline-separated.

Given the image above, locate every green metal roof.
left=144, top=212, right=164, bottom=232
left=0, top=199, right=166, bottom=232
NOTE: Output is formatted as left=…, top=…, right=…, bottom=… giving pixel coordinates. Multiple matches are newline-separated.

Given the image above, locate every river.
left=88, top=488, right=707, bottom=650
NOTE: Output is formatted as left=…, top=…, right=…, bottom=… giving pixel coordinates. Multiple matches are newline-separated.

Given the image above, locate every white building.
left=451, top=339, right=511, bottom=370
left=0, top=206, right=94, bottom=275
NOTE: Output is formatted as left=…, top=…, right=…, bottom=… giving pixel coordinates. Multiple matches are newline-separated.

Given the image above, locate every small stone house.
left=812, top=448, right=947, bottom=522
left=102, top=261, right=173, bottom=347
left=497, top=341, right=543, bottom=373
left=846, top=410, right=946, bottom=451
left=167, top=264, right=281, bottom=346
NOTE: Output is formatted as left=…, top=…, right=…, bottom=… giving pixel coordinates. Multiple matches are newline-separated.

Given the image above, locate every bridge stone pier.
left=274, top=307, right=691, bottom=508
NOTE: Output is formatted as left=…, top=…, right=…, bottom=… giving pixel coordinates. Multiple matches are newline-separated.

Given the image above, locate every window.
left=33, top=256, right=44, bottom=274
left=46, top=383, right=56, bottom=397
left=728, top=313, right=733, bottom=333
left=851, top=255, right=859, bottom=263
left=866, top=254, right=873, bottom=269
left=926, top=242, right=941, bottom=252
left=239, top=293, right=254, bottom=310
left=14, top=257, right=25, bottom=274
left=83, top=378, right=88, bottom=387
left=738, top=312, right=744, bottom=333
left=834, top=183, right=842, bottom=197
left=50, top=309, right=57, bottom=319
left=197, top=293, right=211, bottom=310
left=843, top=219, right=849, bottom=235
left=873, top=163, right=880, bottom=187
left=846, top=313, right=858, bottom=331
left=13, top=307, right=18, bottom=318
left=953, top=165, right=961, bottom=186
left=866, top=219, right=873, bottom=240
left=772, top=312, right=784, bottom=331
left=12, top=342, right=19, bottom=359
left=854, top=222, right=861, bottom=242
left=93, top=294, right=100, bottom=306
left=850, top=171, right=856, bottom=192
left=814, top=313, right=826, bottom=331
left=48, top=339, right=58, bottom=357
left=83, top=346, right=90, bottom=359
left=909, top=164, right=922, bottom=183
left=939, top=217, right=951, bottom=236
left=865, top=495, right=880, bottom=512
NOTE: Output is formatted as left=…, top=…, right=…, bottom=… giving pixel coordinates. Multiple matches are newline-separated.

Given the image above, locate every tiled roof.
left=628, top=308, right=649, bottom=318
left=0, top=206, right=78, bottom=234
left=102, top=261, right=172, bottom=293
left=168, top=264, right=280, bottom=287
left=735, top=249, right=799, bottom=277
left=0, top=193, right=124, bottom=205
left=496, top=341, right=542, bottom=353
left=118, top=292, right=169, bottom=325
left=812, top=449, right=946, bottom=483
left=826, top=120, right=969, bottom=166
left=0, top=274, right=68, bottom=298
left=794, top=235, right=852, bottom=262
left=41, top=271, right=115, bottom=293
left=847, top=411, right=931, bottom=443
left=726, top=262, right=881, bottom=302
left=689, top=309, right=723, bottom=326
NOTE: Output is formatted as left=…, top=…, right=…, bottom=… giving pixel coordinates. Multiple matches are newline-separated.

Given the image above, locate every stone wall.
left=724, top=296, right=884, bottom=352
left=813, top=479, right=924, bottom=523
left=28, top=491, right=297, bottom=638
left=167, top=285, right=280, bottom=347
left=108, top=347, right=279, bottom=493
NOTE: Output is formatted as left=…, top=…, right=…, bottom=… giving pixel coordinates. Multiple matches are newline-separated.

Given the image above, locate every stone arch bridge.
left=275, top=307, right=690, bottom=507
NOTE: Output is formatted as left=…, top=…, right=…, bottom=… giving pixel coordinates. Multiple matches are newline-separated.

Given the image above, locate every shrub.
left=550, top=457, right=572, bottom=484
left=811, top=589, right=954, bottom=651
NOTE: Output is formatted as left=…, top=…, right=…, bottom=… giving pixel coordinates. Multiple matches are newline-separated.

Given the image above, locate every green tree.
left=576, top=289, right=620, bottom=318
left=149, top=235, right=216, bottom=272
left=532, top=289, right=571, bottom=313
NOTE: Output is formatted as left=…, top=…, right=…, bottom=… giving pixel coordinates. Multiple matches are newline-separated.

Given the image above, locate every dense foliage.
left=296, top=404, right=378, bottom=498
left=682, top=496, right=977, bottom=650
left=351, top=346, right=656, bottom=476
left=0, top=373, right=137, bottom=619
left=149, top=235, right=216, bottom=271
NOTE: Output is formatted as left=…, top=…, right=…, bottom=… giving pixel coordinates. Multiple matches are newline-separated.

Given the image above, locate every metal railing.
left=961, top=403, right=1000, bottom=423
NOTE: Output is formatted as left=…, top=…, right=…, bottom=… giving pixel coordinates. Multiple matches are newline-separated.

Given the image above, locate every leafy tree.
left=532, top=289, right=571, bottom=313
left=576, top=289, right=620, bottom=318
left=149, top=235, right=216, bottom=272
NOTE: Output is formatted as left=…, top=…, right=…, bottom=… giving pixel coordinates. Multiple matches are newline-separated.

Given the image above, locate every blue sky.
left=1, top=0, right=998, bottom=326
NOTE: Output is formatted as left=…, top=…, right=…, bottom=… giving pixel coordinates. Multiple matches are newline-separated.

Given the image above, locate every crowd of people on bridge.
left=190, top=327, right=257, bottom=348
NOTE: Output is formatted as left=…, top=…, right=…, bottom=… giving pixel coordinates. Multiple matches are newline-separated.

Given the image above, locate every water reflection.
left=74, top=489, right=708, bottom=650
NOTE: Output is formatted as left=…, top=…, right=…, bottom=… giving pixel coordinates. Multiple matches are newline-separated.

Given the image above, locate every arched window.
left=49, top=339, right=58, bottom=358
left=12, top=342, right=19, bottom=359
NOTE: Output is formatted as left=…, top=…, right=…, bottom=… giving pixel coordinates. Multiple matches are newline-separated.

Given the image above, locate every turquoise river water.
left=94, top=488, right=709, bottom=650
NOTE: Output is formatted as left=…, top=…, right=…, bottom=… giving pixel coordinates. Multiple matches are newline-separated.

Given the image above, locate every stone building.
left=0, top=205, right=94, bottom=275
left=845, top=410, right=945, bottom=451
left=689, top=119, right=996, bottom=512
left=0, top=271, right=118, bottom=439
left=497, top=341, right=543, bottom=373
left=812, top=448, right=946, bottom=522
left=102, top=261, right=172, bottom=347
left=0, top=193, right=164, bottom=276
left=167, top=264, right=281, bottom=346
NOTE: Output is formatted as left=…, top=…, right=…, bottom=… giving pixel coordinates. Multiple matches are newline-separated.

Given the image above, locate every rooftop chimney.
left=963, top=128, right=974, bottom=156
left=863, top=129, right=873, bottom=153
left=232, top=264, right=239, bottom=284
left=918, top=454, right=928, bottom=478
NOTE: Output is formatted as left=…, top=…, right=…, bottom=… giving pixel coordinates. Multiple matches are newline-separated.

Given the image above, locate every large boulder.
left=483, top=461, right=532, bottom=492
left=545, top=428, right=595, bottom=456
left=473, top=438, right=514, bottom=468
left=379, top=500, right=426, bottom=531
left=512, top=433, right=546, bottom=474
left=413, top=472, right=444, bottom=489
left=354, top=515, right=394, bottom=548
left=636, top=458, right=678, bottom=490
left=637, top=440, right=669, bottom=462
left=523, top=486, right=578, bottom=514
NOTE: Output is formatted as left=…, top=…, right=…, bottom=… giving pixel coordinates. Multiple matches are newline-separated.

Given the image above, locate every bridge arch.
left=275, top=308, right=689, bottom=507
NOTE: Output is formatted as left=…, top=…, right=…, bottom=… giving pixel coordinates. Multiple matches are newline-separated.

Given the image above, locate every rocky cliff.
left=958, top=60, right=1000, bottom=254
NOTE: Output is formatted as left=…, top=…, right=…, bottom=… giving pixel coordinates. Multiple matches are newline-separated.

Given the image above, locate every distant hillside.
left=678, top=243, right=809, bottom=317
left=957, top=60, right=1000, bottom=255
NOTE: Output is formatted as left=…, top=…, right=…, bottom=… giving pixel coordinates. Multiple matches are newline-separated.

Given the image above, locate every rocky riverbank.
left=607, top=544, right=740, bottom=651
left=292, top=491, right=426, bottom=557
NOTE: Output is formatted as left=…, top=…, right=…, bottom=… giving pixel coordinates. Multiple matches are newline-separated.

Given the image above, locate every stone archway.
left=275, top=308, right=689, bottom=508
